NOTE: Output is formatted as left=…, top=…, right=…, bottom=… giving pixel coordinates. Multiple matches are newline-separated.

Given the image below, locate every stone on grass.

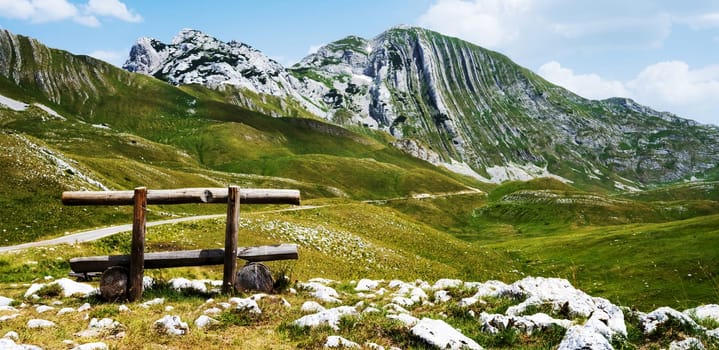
left=203, top=307, right=221, bottom=315
left=118, top=305, right=130, bottom=313
left=72, top=342, right=109, bottom=350
left=236, top=263, right=274, bottom=293
left=434, top=290, right=452, bottom=303
left=77, top=303, right=91, bottom=312
left=669, top=337, right=705, bottom=350
left=387, top=313, right=420, bottom=327
left=391, top=296, right=414, bottom=307
left=35, top=305, right=55, bottom=313
left=100, top=266, right=128, bottom=301
left=639, top=307, right=701, bottom=335
left=28, top=319, right=56, bottom=328
left=355, top=279, right=380, bottom=291
left=301, top=301, right=326, bottom=313
left=57, top=307, right=75, bottom=315
left=228, top=297, right=262, bottom=314
left=480, top=312, right=572, bottom=335
left=298, top=282, right=341, bottom=303
left=557, top=325, right=613, bottom=350
left=0, top=338, right=25, bottom=350
left=684, top=304, right=719, bottom=323
left=140, top=298, right=165, bottom=308
left=325, top=335, right=360, bottom=348
left=293, top=306, right=358, bottom=330
left=25, top=278, right=97, bottom=298
left=0, top=313, right=21, bottom=322
left=433, top=279, right=463, bottom=290
left=75, top=318, right=125, bottom=338
left=154, top=315, right=188, bottom=336
left=410, top=318, right=482, bottom=350
left=194, top=315, right=218, bottom=329
left=707, top=328, right=719, bottom=339
left=3, top=331, right=19, bottom=340
left=0, top=296, right=12, bottom=306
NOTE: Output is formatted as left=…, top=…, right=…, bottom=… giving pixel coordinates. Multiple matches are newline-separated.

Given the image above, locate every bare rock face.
left=235, top=263, right=274, bottom=293
left=100, top=267, right=128, bottom=301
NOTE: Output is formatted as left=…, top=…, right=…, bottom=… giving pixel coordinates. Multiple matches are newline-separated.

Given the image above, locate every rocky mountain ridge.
left=123, top=27, right=719, bottom=189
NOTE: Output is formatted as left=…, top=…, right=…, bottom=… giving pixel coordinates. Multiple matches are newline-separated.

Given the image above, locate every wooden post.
left=128, top=187, right=147, bottom=302
left=223, top=186, right=240, bottom=294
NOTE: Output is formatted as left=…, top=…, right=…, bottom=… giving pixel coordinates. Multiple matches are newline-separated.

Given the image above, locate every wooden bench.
left=63, top=186, right=300, bottom=300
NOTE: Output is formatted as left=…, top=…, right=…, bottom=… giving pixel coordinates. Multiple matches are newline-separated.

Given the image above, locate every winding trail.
left=0, top=188, right=483, bottom=253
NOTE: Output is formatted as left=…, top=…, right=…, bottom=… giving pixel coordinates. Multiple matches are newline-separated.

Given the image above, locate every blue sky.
left=0, top=0, right=717, bottom=126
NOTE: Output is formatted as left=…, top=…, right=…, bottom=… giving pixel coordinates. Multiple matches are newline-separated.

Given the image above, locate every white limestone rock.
left=410, top=318, right=482, bottom=350
left=293, top=306, right=358, bottom=330
left=355, top=279, right=380, bottom=292
left=3, top=331, right=19, bottom=340
left=72, top=342, right=109, bottom=350
left=387, top=313, right=419, bottom=327
left=57, top=307, right=75, bottom=315
left=324, top=335, right=360, bottom=348
left=28, top=318, right=56, bottom=328
left=228, top=297, right=262, bottom=314
left=24, top=278, right=97, bottom=298
left=75, top=318, right=125, bottom=338
left=669, top=337, right=705, bottom=350
left=557, top=325, right=613, bottom=350
left=684, top=304, right=719, bottom=323
left=298, top=282, right=341, bottom=303
left=640, top=307, right=701, bottom=335
left=154, top=315, right=189, bottom=336
left=480, top=312, right=572, bottom=335
left=432, top=279, right=463, bottom=290
left=35, top=305, right=55, bottom=313
left=301, top=301, right=326, bottom=313
left=0, top=296, right=12, bottom=306
left=140, top=298, right=165, bottom=308
left=194, top=315, right=218, bottom=329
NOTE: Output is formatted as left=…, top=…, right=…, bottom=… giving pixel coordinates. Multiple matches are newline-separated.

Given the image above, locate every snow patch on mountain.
left=0, top=94, right=28, bottom=111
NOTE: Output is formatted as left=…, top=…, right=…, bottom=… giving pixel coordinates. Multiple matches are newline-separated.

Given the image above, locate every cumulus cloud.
left=539, top=60, right=719, bottom=125
left=539, top=61, right=628, bottom=99
left=417, top=0, right=532, bottom=48
left=87, top=49, right=126, bottom=66
left=0, top=0, right=141, bottom=26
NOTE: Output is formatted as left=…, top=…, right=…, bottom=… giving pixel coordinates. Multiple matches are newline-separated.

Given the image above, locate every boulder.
left=235, top=262, right=273, bottom=293
left=99, top=267, right=128, bottom=301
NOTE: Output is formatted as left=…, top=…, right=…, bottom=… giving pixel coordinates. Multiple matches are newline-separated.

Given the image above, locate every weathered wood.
left=69, top=244, right=299, bottom=273
left=223, top=186, right=239, bottom=295
left=62, top=188, right=300, bottom=206
left=128, top=187, right=146, bottom=302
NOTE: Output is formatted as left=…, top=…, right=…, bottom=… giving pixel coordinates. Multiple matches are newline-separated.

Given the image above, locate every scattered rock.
left=3, top=331, right=19, bottom=340
left=480, top=312, right=572, bottom=335
left=557, top=325, right=613, bottom=350
left=669, top=337, right=705, bottom=350
left=325, top=335, right=360, bottom=348
left=293, top=306, right=358, bottom=330
left=77, top=303, right=91, bottom=312
left=228, top=297, right=262, bottom=314
left=140, top=298, right=165, bottom=309
left=194, top=315, right=218, bottom=329
left=410, top=318, right=482, bottom=350
left=639, top=307, right=701, bottom=334
left=203, top=307, right=221, bottom=315
left=684, top=304, right=719, bottom=323
left=118, top=305, right=130, bottom=313
left=57, top=307, right=75, bottom=315
left=170, top=278, right=221, bottom=294
left=0, top=313, right=21, bottom=322
left=236, top=262, right=274, bottom=293
left=35, top=305, right=55, bottom=313
left=301, top=301, right=326, bottom=313
left=100, top=266, right=128, bottom=301
left=75, top=318, right=125, bottom=338
left=71, top=342, right=109, bottom=350
left=432, top=279, right=462, bottom=290
left=154, top=315, right=189, bottom=336
left=434, top=290, right=451, bottom=303
left=355, top=279, right=380, bottom=291
left=27, top=318, right=56, bottom=328
left=0, top=296, right=12, bottom=306
left=24, top=278, right=97, bottom=298
left=387, top=313, right=419, bottom=327
left=298, top=282, right=341, bottom=303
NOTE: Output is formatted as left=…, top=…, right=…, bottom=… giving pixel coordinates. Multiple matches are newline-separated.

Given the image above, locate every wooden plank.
left=69, top=244, right=299, bottom=273
left=223, top=186, right=239, bottom=294
left=128, top=187, right=146, bottom=302
left=62, top=188, right=300, bottom=206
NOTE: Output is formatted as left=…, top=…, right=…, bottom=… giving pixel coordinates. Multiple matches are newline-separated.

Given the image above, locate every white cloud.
left=417, top=0, right=532, bottom=48
left=688, top=12, right=719, bottom=29
left=85, top=0, right=141, bottom=23
left=538, top=61, right=628, bottom=99
left=538, top=60, right=719, bottom=125
left=0, top=0, right=140, bottom=26
left=87, top=49, right=126, bottom=66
